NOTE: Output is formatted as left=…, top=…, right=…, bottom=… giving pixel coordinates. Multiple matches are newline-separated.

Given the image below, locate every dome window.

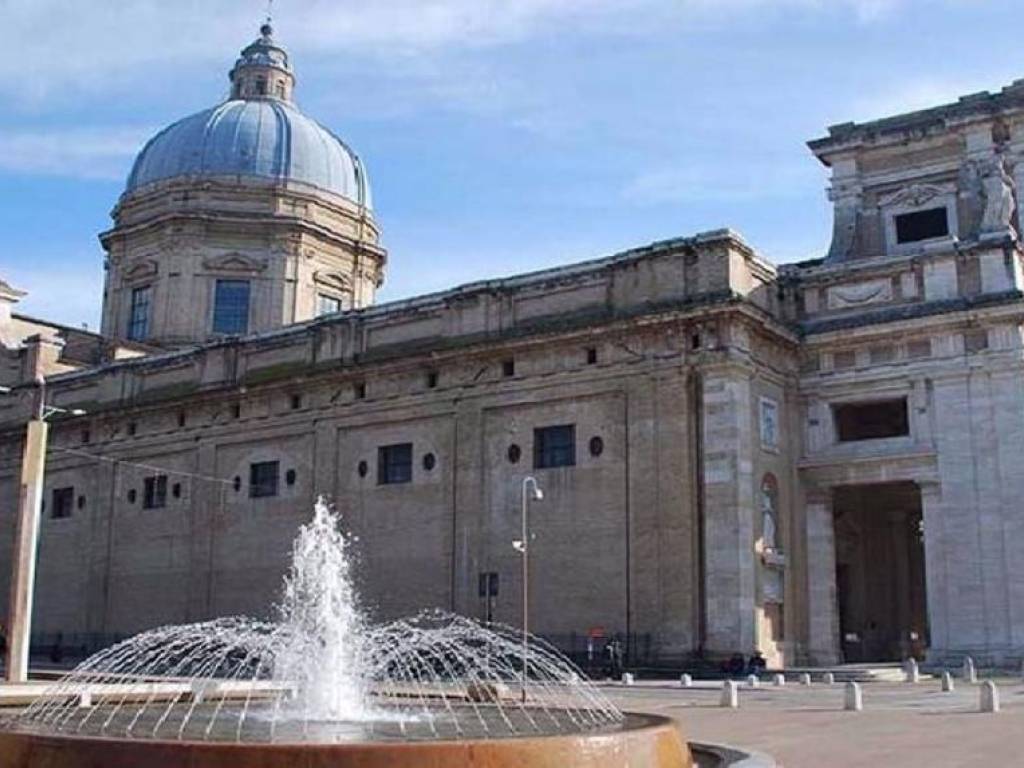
left=212, top=280, right=251, bottom=335
left=127, top=286, right=151, bottom=341
left=317, top=294, right=342, bottom=317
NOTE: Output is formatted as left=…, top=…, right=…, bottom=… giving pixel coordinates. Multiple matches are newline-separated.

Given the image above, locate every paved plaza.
left=603, top=677, right=1024, bottom=767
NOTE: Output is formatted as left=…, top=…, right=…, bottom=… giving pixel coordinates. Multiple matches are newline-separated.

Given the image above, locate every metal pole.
left=5, top=380, right=48, bottom=683
left=521, top=476, right=529, bottom=704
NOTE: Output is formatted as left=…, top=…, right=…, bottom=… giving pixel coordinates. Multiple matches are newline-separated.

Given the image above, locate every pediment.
left=202, top=253, right=268, bottom=273
left=123, top=259, right=159, bottom=283
left=878, top=183, right=954, bottom=210
left=313, top=270, right=352, bottom=292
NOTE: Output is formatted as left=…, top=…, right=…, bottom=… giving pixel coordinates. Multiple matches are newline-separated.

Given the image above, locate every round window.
left=423, top=453, right=436, bottom=471
left=589, top=436, right=604, bottom=457
left=507, top=444, right=522, bottom=464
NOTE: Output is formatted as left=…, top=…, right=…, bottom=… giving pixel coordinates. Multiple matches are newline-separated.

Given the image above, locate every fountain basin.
left=0, top=712, right=691, bottom=768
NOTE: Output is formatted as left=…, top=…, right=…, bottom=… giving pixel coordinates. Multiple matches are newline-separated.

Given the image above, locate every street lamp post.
left=3, top=379, right=85, bottom=683
left=516, top=475, right=543, bottom=703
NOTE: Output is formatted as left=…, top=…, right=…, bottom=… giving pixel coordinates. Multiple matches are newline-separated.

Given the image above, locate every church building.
left=2, top=24, right=1024, bottom=669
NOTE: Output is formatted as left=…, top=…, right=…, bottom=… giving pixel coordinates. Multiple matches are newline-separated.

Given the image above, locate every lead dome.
left=123, top=23, right=371, bottom=207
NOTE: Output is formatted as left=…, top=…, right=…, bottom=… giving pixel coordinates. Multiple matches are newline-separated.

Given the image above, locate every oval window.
left=358, top=460, right=368, bottom=478
left=423, top=453, right=436, bottom=471
left=507, top=444, right=522, bottom=464
left=589, top=436, right=604, bottom=457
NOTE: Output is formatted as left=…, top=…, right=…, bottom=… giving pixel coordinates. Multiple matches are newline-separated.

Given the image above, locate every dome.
left=125, top=100, right=372, bottom=207
left=123, top=23, right=371, bottom=208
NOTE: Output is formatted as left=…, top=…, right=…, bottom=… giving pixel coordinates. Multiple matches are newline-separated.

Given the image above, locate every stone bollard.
left=941, top=671, right=955, bottom=693
left=962, top=656, right=977, bottom=684
left=844, top=681, right=863, bottom=712
left=679, top=673, right=692, bottom=688
left=799, top=673, right=812, bottom=686
left=621, top=673, right=635, bottom=686
left=904, top=658, right=920, bottom=684
left=746, top=674, right=760, bottom=688
left=823, top=672, right=835, bottom=685
left=980, top=681, right=1000, bottom=713
left=720, top=680, right=738, bottom=709
left=773, top=673, right=785, bottom=687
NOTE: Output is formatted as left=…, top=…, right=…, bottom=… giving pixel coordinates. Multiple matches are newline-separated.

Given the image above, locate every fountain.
left=0, top=500, right=692, bottom=766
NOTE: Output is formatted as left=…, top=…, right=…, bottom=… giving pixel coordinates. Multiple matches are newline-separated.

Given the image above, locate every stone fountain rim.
left=1, top=710, right=671, bottom=748
left=0, top=712, right=692, bottom=768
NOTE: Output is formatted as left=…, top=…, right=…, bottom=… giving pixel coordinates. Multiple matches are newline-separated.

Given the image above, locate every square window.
left=317, top=294, right=343, bottom=317
left=212, top=280, right=251, bottom=335
left=586, top=347, right=598, bottom=365
left=127, top=286, right=151, bottom=341
left=502, top=359, right=515, bottom=377
left=249, top=461, right=280, bottom=498
left=760, top=399, right=779, bottom=450
left=833, top=399, right=909, bottom=442
left=894, top=207, right=949, bottom=244
left=378, top=443, right=413, bottom=485
left=533, top=425, right=576, bottom=469
left=51, top=487, right=74, bottom=519
left=354, top=382, right=366, bottom=400
left=143, top=475, right=168, bottom=510
left=427, top=371, right=439, bottom=389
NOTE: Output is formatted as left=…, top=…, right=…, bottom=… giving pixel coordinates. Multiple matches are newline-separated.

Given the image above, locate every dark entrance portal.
left=833, top=482, right=928, bottom=662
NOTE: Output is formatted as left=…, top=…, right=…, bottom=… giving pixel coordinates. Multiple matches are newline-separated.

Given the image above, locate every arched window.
left=760, top=474, right=780, bottom=552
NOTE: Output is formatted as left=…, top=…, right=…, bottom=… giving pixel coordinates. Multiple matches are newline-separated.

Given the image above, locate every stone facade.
left=2, top=41, right=1024, bottom=668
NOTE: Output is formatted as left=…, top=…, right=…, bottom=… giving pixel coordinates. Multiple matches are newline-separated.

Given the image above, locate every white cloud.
left=622, top=159, right=821, bottom=205
left=0, top=0, right=935, bottom=104
left=0, top=126, right=153, bottom=180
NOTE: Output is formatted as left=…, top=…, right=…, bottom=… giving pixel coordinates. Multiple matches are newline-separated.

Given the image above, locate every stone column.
left=919, top=481, right=949, bottom=661
left=701, top=370, right=757, bottom=656
left=4, top=417, right=48, bottom=682
left=805, top=486, right=840, bottom=665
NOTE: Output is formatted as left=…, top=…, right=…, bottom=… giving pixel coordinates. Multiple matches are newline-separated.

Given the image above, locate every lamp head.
left=532, top=487, right=544, bottom=501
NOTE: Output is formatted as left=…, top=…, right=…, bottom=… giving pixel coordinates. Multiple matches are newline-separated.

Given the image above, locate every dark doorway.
left=833, top=482, right=928, bottom=662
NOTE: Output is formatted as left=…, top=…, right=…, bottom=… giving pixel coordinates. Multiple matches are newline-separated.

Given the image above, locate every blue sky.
left=1, top=0, right=1021, bottom=328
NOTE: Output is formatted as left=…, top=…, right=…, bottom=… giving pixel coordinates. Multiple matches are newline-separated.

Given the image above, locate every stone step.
left=782, top=664, right=921, bottom=683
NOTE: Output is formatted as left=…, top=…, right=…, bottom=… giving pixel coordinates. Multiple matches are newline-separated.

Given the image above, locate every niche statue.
left=980, top=157, right=1016, bottom=235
